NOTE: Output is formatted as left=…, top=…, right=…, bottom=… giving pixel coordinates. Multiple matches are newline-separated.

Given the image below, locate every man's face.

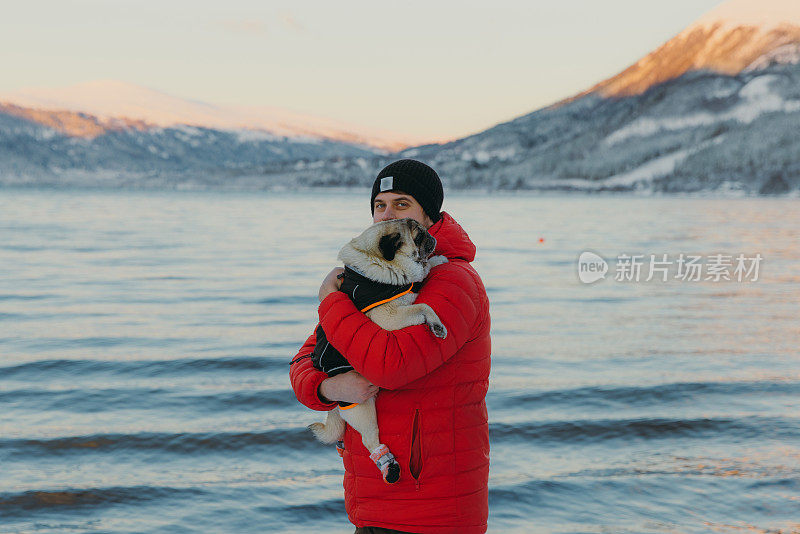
left=373, top=191, right=433, bottom=229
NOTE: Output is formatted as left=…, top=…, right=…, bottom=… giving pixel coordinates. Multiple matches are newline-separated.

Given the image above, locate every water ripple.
left=0, top=356, right=291, bottom=380
left=493, top=380, right=800, bottom=410
left=0, top=387, right=298, bottom=413
left=0, top=485, right=206, bottom=515
left=1, top=428, right=315, bottom=458
left=489, top=416, right=800, bottom=444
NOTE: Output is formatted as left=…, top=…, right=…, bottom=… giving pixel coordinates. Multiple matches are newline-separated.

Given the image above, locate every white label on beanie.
left=380, top=176, right=393, bottom=192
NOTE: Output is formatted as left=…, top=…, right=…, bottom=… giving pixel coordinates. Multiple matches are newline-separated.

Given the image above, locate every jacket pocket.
left=409, top=408, right=423, bottom=481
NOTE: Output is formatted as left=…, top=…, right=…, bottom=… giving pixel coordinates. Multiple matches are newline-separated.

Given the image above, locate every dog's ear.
left=379, top=232, right=403, bottom=261
left=422, top=233, right=437, bottom=257
left=413, top=228, right=426, bottom=247
left=413, top=228, right=437, bottom=258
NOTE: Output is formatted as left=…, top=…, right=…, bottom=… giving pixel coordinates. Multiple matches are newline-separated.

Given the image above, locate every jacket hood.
left=428, top=211, right=476, bottom=262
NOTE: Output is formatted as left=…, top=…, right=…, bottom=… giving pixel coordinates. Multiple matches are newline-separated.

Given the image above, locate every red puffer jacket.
left=290, top=212, right=491, bottom=534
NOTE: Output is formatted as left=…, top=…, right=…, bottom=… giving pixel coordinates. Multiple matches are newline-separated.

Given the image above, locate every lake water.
left=0, top=188, right=798, bottom=533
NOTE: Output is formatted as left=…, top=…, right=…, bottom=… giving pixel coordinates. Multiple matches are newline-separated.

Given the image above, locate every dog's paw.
left=371, top=444, right=401, bottom=484
left=384, top=461, right=401, bottom=484
left=428, top=320, right=447, bottom=339
left=427, top=255, right=448, bottom=268
left=307, top=422, right=325, bottom=439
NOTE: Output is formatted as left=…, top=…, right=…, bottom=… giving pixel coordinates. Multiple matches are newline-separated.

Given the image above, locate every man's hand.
left=319, top=371, right=379, bottom=404
left=319, top=267, right=345, bottom=302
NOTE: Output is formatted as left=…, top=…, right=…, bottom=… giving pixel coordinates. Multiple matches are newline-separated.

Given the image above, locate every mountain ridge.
left=555, top=0, right=800, bottom=103
left=0, top=80, right=418, bottom=151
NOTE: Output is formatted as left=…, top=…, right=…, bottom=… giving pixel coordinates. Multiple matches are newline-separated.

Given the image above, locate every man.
left=290, top=159, right=491, bottom=534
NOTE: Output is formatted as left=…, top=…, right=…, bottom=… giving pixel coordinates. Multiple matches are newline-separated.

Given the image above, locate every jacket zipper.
left=409, top=407, right=422, bottom=491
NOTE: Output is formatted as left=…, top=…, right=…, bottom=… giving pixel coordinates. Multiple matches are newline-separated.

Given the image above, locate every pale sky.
left=1, top=0, right=723, bottom=141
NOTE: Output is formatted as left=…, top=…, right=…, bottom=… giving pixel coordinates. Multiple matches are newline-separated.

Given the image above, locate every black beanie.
left=370, top=159, right=444, bottom=223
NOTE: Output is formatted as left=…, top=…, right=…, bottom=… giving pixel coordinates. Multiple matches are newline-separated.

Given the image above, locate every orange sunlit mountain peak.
left=576, top=0, right=800, bottom=100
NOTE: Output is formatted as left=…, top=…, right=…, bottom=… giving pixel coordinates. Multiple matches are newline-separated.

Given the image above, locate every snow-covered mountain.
left=387, top=0, right=800, bottom=195
left=0, top=101, right=381, bottom=189
left=579, top=0, right=800, bottom=99
left=2, top=0, right=799, bottom=194
left=0, top=80, right=397, bottom=187
left=0, top=80, right=417, bottom=151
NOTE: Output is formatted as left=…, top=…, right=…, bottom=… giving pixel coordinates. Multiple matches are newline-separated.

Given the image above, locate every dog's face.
left=338, top=218, right=438, bottom=284
left=376, top=218, right=436, bottom=263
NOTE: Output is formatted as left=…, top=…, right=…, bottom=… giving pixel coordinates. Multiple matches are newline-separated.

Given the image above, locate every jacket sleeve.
left=318, top=263, right=484, bottom=390
left=289, top=328, right=338, bottom=411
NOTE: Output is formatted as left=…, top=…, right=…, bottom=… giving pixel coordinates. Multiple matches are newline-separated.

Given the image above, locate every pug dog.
left=308, top=218, right=448, bottom=484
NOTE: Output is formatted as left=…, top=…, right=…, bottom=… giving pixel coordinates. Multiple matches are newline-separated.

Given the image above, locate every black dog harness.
left=338, top=266, right=417, bottom=312
left=308, top=266, right=420, bottom=407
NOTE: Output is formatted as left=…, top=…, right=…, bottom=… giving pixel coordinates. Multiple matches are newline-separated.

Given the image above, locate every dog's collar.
left=340, top=265, right=419, bottom=313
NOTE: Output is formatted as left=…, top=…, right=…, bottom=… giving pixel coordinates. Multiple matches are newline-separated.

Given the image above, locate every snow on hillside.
left=745, top=43, right=800, bottom=70
left=0, top=80, right=419, bottom=151
left=603, top=74, right=800, bottom=145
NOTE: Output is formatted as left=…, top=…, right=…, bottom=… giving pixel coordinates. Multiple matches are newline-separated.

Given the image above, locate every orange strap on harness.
left=359, top=282, right=415, bottom=313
